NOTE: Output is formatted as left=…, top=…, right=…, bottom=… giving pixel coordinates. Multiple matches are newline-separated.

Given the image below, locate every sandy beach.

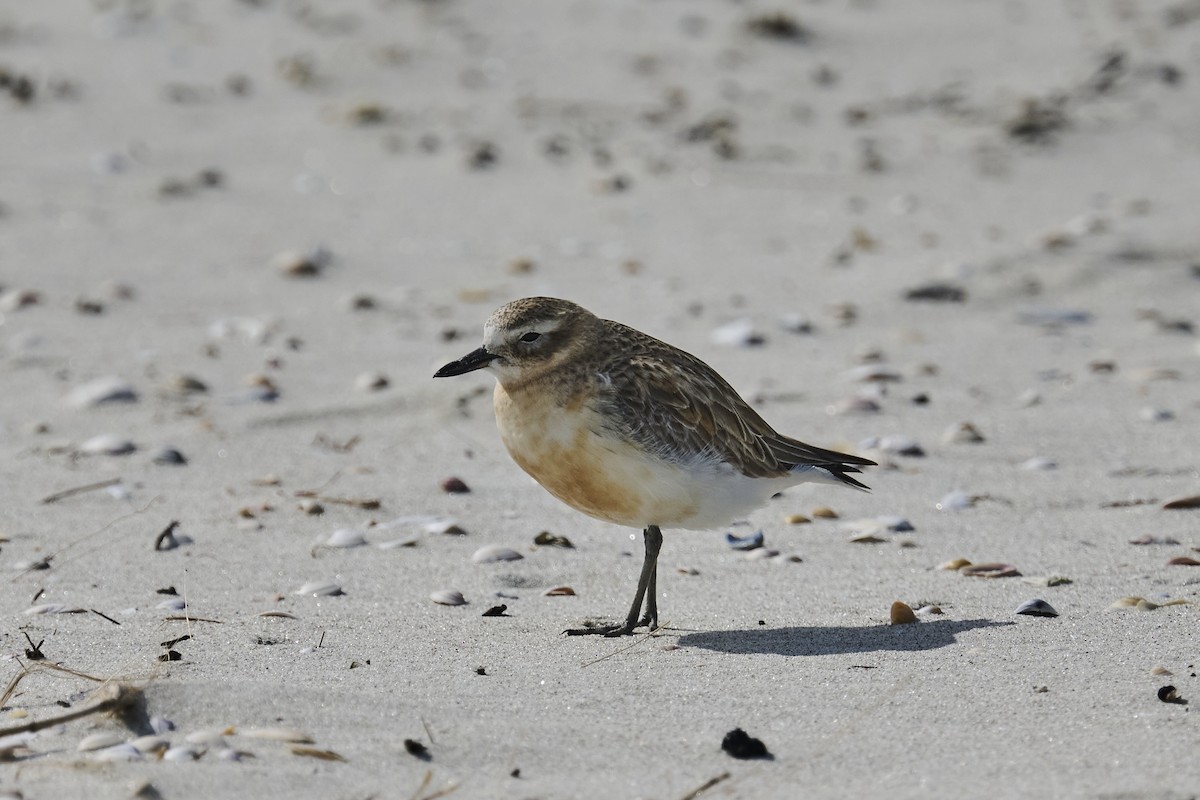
left=2, top=1, right=1198, bottom=797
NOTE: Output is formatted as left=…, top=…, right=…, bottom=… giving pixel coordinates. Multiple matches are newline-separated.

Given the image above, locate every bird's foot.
left=563, top=617, right=658, bottom=637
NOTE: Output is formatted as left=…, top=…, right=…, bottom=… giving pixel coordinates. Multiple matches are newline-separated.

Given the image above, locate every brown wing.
left=591, top=322, right=875, bottom=486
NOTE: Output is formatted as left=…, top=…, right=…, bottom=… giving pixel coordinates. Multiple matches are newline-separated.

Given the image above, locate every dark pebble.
left=721, top=728, right=772, bottom=760
left=404, top=739, right=431, bottom=760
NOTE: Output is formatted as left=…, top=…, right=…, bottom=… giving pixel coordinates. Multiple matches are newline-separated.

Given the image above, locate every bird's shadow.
left=677, top=618, right=1010, bottom=657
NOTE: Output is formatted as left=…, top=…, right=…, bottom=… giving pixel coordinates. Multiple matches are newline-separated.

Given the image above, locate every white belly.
left=493, top=384, right=793, bottom=530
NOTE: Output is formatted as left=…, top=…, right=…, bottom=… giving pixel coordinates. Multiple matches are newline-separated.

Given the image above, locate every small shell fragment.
left=936, top=491, right=974, bottom=512
left=244, top=727, right=314, bottom=744
left=78, top=732, right=125, bottom=752
left=784, top=514, right=810, bottom=525
left=1020, top=456, right=1057, bottom=471
left=533, top=530, right=574, bottom=548
left=938, top=558, right=972, bottom=571
left=258, top=610, right=299, bottom=619
left=943, top=422, right=985, bottom=444
left=24, top=603, right=85, bottom=615
left=1166, top=556, right=1200, bottom=566
left=129, top=735, right=170, bottom=754
left=80, top=433, right=136, bottom=456
left=431, top=589, right=468, bottom=606
left=323, top=528, right=367, bottom=548
left=543, top=586, right=576, bottom=596
left=810, top=507, right=838, bottom=519
left=1015, top=598, right=1058, bottom=617
left=91, top=743, right=143, bottom=762
left=960, top=562, right=1020, bottom=578
left=472, top=545, right=524, bottom=563
left=890, top=601, right=917, bottom=625
left=156, top=598, right=187, bottom=611
left=294, top=581, right=344, bottom=597
left=725, top=530, right=764, bottom=551
left=162, top=746, right=203, bottom=762
left=66, top=376, right=138, bottom=408
left=440, top=476, right=470, bottom=494
left=291, top=746, right=347, bottom=762
left=1157, top=685, right=1184, bottom=704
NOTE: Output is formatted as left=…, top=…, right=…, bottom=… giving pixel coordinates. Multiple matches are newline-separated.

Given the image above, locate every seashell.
left=827, top=395, right=881, bottom=415
left=844, top=365, right=902, bottom=383
left=472, top=545, right=524, bottom=563
left=861, top=435, right=924, bottom=457
left=1019, top=456, right=1057, bottom=471
left=725, top=530, right=764, bottom=551
left=1128, top=535, right=1180, bottom=545
left=185, top=726, right=234, bottom=745
left=0, top=288, right=42, bottom=312
left=904, top=281, right=967, bottom=303
left=1017, top=389, right=1042, bottom=408
left=91, top=743, right=143, bottom=762
left=156, top=598, right=187, bottom=611
left=936, top=491, right=974, bottom=512
left=784, top=514, right=810, bottom=525
left=152, top=446, right=188, bottom=466
left=1015, top=598, right=1058, bottom=617
left=677, top=567, right=700, bottom=576
left=440, top=476, right=470, bottom=494
left=943, top=422, right=985, bottom=444
left=129, top=735, right=170, bottom=754
left=890, top=601, right=917, bottom=625
left=294, top=581, right=344, bottom=597
left=24, top=603, right=84, bottom=614
left=149, top=715, right=175, bottom=734
left=1017, top=309, right=1092, bottom=327
left=1022, top=575, right=1073, bottom=587
left=299, top=498, right=324, bottom=515
left=810, top=507, right=838, bottom=519
left=274, top=247, right=331, bottom=278
left=217, top=748, right=253, bottom=761
left=291, top=746, right=347, bottom=762
left=938, top=558, right=972, bottom=571
left=742, top=548, right=779, bottom=560
left=1166, top=556, right=1200, bottom=566
left=533, top=530, right=574, bottom=548
left=915, top=605, right=943, bottom=616
left=243, top=727, right=314, bottom=744
left=710, top=319, right=763, bottom=347
left=354, top=371, right=389, bottom=392
left=1139, top=407, right=1174, bottom=422
left=1162, top=495, right=1200, bottom=510
left=164, top=374, right=208, bottom=395
left=79, top=732, right=126, bottom=752
left=424, top=518, right=467, bottom=535
left=543, top=586, right=576, bottom=596
left=778, top=312, right=814, bottom=334
left=66, top=376, right=138, bottom=408
left=1157, top=686, right=1184, bottom=704
left=850, top=534, right=886, bottom=544
left=258, top=611, right=299, bottom=619
left=80, top=433, right=136, bottom=456
left=431, top=589, right=467, bottom=606
left=377, top=537, right=418, bottom=549
left=323, top=528, right=367, bottom=548
left=162, top=745, right=203, bottom=762
left=843, top=516, right=912, bottom=535
left=960, top=562, right=1020, bottom=578
left=340, top=293, right=378, bottom=311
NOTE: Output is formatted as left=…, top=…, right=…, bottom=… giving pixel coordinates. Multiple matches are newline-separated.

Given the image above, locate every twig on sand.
left=39, top=478, right=122, bottom=505
left=579, top=623, right=669, bottom=668
left=409, top=770, right=459, bottom=800
left=679, top=772, right=732, bottom=800
left=0, top=676, right=141, bottom=738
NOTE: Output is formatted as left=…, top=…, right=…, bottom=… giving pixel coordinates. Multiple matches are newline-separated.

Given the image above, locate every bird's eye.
left=519, top=331, right=541, bottom=343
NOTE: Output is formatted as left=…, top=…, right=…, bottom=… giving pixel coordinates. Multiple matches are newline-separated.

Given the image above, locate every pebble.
left=441, top=477, right=470, bottom=494
left=79, top=433, right=136, bottom=456
left=1015, top=598, right=1058, bottom=617
left=472, top=545, right=524, bottom=563
left=66, top=376, right=138, bottom=408
left=431, top=589, right=468, bottom=606
left=294, top=581, right=344, bottom=597
left=721, top=728, right=771, bottom=760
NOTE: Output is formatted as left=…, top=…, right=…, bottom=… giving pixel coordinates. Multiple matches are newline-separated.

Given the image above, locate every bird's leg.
left=565, top=525, right=662, bottom=637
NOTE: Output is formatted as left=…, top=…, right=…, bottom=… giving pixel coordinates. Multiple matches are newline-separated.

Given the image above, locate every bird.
left=434, top=297, right=875, bottom=636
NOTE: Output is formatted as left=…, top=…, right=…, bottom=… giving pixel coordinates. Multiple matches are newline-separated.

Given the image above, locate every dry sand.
left=1, top=1, right=1198, bottom=798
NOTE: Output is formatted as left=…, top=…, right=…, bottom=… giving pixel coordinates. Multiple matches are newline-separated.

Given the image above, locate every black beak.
left=434, top=346, right=497, bottom=378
